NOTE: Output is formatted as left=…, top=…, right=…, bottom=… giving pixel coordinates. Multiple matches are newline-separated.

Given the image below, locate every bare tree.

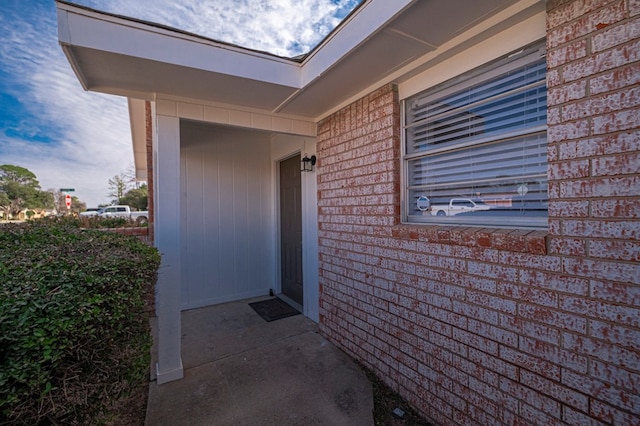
left=124, top=164, right=140, bottom=189
left=107, top=174, right=128, bottom=204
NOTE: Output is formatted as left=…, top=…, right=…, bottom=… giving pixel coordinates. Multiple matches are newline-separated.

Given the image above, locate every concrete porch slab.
left=145, top=297, right=374, bottom=425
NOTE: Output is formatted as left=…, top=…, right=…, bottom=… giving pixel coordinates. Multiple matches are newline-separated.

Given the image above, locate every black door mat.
left=249, top=298, right=300, bottom=322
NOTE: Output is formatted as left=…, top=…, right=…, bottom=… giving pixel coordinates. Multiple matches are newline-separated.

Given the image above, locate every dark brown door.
left=280, top=154, right=303, bottom=305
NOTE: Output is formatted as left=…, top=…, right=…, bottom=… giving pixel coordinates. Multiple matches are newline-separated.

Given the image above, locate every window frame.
left=401, top=41, right=548, bottom=230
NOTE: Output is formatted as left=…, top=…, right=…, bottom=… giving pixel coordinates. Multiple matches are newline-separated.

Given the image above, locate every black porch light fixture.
left=301, top=154, right=317, bottom=172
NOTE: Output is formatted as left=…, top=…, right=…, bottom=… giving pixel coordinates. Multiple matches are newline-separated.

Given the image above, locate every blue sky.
left=0, top=0, right=360, bottom=207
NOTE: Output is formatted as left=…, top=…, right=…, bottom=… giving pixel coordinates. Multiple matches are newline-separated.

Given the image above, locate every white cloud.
left=74, top=0, right=357, bottom=56
left=1, top=2, right=131, bottom=207
left=0, top=0, right=359, bottom=207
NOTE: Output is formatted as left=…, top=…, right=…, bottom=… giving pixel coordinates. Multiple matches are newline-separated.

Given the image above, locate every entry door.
left=280, top=154, right=303, bottom=305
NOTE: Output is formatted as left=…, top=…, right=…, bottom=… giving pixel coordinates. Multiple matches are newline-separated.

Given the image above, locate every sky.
left=0, top=0, right=361, bottom=208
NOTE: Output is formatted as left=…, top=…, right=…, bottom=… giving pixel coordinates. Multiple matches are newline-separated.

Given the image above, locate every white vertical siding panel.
left=232, top=141, right=249, bottom=294
left=180, top=151, right=189, bottom=305
left=179, top=143, right=189, bottom=305
left=261, top=152, right=275, bottom=290
left=182, top=138, right=206, bottom=306
left=203, top=140, right=221, bottom=299
left=180, top=122, right=274, bottom=310
left=247, top=142, right=273, bottom=292
left=217, top=137, right=236, bottom=299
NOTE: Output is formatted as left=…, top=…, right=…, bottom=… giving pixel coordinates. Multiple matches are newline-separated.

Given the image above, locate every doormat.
left=249, top=298, right=300, bottom=322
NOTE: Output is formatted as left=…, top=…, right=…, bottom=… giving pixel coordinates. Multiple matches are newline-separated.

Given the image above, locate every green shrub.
left=0, top=217, right=160, bottom=425
left=75, top=216, right=133, bottom=229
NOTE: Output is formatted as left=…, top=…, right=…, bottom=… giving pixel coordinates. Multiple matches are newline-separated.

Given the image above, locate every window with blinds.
left=403, top=42, right=548, bottom=228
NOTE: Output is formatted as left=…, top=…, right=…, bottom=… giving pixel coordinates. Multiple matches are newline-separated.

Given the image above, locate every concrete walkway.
left=145, top=297, right=374, bottom=425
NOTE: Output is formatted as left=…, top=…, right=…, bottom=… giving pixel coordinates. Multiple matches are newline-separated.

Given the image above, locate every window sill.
left=392, top=224, right=548, bottom=255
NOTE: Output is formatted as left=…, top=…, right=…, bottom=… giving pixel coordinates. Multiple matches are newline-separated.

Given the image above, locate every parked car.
left=79, top=207, right=102, bottom=217
left=430, top=198, right=492, bottom=216
left=98, top=205, right=149, bottom=224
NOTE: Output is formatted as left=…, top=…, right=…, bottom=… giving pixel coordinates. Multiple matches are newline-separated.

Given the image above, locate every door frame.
left=272, top=136, right=319, bottom=323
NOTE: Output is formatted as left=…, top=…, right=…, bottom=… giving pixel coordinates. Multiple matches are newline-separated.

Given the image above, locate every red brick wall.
left=316, top=1, right=640, bottom=424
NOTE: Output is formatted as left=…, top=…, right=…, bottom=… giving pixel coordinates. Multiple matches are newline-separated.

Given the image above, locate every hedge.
left=0, top=218, right=160, bottom=425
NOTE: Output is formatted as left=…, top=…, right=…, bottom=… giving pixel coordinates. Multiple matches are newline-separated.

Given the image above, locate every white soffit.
left=57, top=2, right=302, bottom=110
left=57, top=0, right=529, bottom=119
left=279, top=0, right=529, bottom=116
left=128, top=98, right=147, bottom=181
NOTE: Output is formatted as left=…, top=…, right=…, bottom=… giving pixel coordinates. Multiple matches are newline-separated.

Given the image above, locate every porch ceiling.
left=57, top=0, right=528, bottom=120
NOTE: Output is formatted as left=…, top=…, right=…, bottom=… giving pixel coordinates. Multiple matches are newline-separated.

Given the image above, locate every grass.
left=362, top=366, right=433, bottom=426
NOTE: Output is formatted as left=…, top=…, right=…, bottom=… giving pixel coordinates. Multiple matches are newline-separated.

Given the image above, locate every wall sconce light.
left=301, top=154, right=316, bottom=172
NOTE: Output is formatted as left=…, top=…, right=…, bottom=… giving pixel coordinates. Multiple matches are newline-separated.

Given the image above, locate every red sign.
left=65, top=194, right=72, bottom=208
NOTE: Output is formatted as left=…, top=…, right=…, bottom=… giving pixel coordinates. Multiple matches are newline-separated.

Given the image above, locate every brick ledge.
left=392, top=224, right=548, bottom=255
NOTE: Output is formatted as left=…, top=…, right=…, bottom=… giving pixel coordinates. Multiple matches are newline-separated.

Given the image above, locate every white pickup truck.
left=92, top=205, right=149, bottom=224
left=430, top=198, right=492, bottom=216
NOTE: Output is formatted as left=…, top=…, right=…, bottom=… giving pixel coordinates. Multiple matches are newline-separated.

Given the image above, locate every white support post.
left=154, top=115, right=184, bottom=384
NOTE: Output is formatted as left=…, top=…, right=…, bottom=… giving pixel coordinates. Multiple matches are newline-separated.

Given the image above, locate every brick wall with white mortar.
left=317, top=1, right=640, bottom=424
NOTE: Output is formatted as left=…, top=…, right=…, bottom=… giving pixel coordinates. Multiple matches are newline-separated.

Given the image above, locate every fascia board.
left=57, top=4, right=302, bottom=89
left=58, top=9, right=89, bottom=91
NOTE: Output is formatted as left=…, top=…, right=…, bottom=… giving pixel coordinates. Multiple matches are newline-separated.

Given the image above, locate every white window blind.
left=403, top=42, right=548, bottom=228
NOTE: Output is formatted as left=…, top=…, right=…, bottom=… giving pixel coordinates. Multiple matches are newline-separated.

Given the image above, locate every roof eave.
left=128, top=99, right=147, bottom=181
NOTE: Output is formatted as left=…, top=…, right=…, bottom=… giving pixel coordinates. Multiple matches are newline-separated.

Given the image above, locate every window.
left=403, top=42, right=548, bottom=229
